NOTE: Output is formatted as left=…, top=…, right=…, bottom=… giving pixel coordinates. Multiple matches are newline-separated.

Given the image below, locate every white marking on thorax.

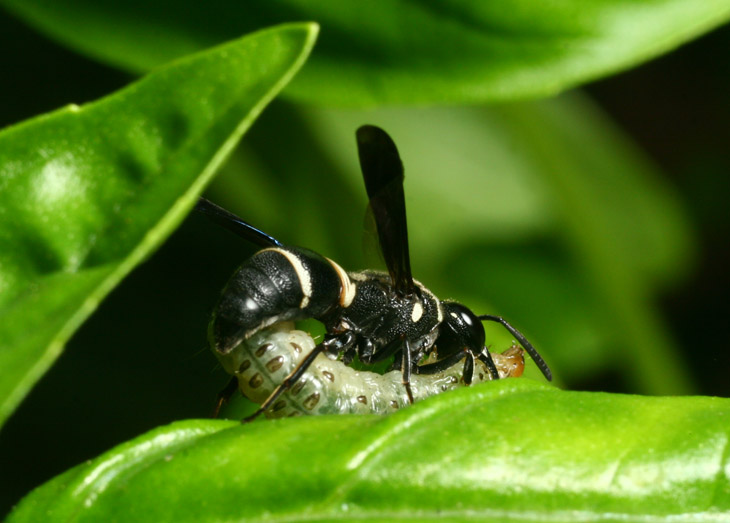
left=348, top=271, right=369, bottom=282
left=326, top=257, right=356, bottom=307
left=411, top=302, right=423, bottom=323
left=265, top=248, right=312, bottom=308
left=415, top=282, right=443, bottom=323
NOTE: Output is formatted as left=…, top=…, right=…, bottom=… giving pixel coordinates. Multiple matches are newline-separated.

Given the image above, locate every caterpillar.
left=215, top=322, right=525, bottom=418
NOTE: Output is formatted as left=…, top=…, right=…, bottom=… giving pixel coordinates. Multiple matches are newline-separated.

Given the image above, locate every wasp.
left=199, top=125, right=551, bottom=421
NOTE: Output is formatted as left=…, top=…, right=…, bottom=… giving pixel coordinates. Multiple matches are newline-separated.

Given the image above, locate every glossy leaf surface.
left=2, top=1, right=729, bottom=105
left=0, top=23, right=318, bottom=428
left=9, top=380, right=730, bottom=521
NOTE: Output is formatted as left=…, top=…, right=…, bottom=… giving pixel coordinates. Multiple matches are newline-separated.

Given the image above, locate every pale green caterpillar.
left=215, top=322, right=525, bottom=418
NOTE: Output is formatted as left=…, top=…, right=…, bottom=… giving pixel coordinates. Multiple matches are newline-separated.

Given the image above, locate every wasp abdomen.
left=210, top=247, right=346, bottom=354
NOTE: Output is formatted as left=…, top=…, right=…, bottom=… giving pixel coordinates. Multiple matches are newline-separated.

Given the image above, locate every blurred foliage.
left=2, top=0, right=729, bottom=105
left=0, top=1, right=729, bottom=520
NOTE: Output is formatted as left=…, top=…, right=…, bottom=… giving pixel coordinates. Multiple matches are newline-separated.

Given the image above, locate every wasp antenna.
left=478, top=315, right=552, bottom=381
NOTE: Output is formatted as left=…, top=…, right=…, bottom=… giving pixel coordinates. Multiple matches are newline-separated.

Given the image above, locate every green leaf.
left=9, top=380, right=730, bottom=521
left=0, top=23, right=319, bottom=429
left=2, top=1, right=729, bottom=105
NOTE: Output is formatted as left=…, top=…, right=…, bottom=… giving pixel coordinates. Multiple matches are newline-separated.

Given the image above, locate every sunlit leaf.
left=0, top=23, right=319, bottom=428
left=9, top=380, right=730, bottom=521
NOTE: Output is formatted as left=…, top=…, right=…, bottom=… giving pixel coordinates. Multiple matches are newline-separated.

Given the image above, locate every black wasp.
left=198, top=125, right=551, bottom=421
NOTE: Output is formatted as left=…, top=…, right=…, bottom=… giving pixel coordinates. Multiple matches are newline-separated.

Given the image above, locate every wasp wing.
left=356, top=125, right=414, bottom=295
left=195, top=197, right=282, bottom=248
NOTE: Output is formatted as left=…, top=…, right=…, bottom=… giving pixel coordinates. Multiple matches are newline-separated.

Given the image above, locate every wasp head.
left=437, top=301, right=486, bottom=358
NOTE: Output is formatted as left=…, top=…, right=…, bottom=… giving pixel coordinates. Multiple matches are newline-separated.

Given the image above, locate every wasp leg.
left=477, top=350, right=500, bottom=380
left=478, top=315, right=552, bottom=381
left=242, top=331, right=356, bottom=423
left=359, top=336, right=414, bottom=404
left=358, top=337, right=376, bottom=364
left=462, top=352, right=475, bottom=385
left=212, top=376, right=239, bottom=418
left=360, top=337, right=403, bottom=365
left=402, top=339, right=414, bottom=404
left=416, top=349, right=476, bottom=385
left=416, top=350, right=465, bottom=374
